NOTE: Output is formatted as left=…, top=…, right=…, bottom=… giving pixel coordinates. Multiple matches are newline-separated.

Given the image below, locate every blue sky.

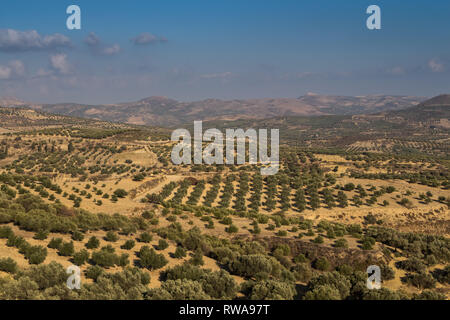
left=0, top=0, right=449, bottom=103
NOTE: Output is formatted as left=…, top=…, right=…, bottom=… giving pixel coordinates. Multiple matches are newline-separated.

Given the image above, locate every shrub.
left=334, top=238, right=348, bottom=248
left=33, top=230, right=49, bottom=240
left=72, top=230, right=85, bottom=241
left=156, top=239, right=169, bottom=250
left=276, top=230, right=288, bottom=237
left=227, top=254, right=281, bottom=278
left=292, top=263, right=313, bottom=283
left=85, top=265, right=104, bottom=281
left=173, top=246, right=187, bottom=259
left=73, top=249, right=90, bottom=266
left=139, top=232, right=153, bottom=243
left=146, top=279, right=210, bottom=300
left=413, top=290, right=446, bottom=300
left=312, top=257, right=330, bottom=271
left=104, top=231, right=119, bottom=242
left=304, top=284, right=341, bottom=300
left=0, top=226, right=13, bottom=239
left=138, top=246, right=168, bottom=270
left=48, top=237, right=63, bottom=250
left=396, top=257, right=426, bottom=273
left=380, top=264, right=395, bottom=281
left=0, top=257, right=18, bottom=273
left=91, top=248, right=119, bottom=268
left=405, top=272, right=436, bottom=289
left=307, top=271, right=351, bottom=299
left=58, top=241, right=75, bottom=257
left=189, top=248, right=204, bottom=266
left=86, top=236, right=100, bottom=249
left=313, top=236, right=324, bottom=244
left=226, top=224, right=238, bottom=233
left=26, top=246, right=47, bottom=265
left=244, top=280, right=296, bottom=300
left=121, top=240, right=135, bottom=250
left=113, top=189, right=128, bottom=198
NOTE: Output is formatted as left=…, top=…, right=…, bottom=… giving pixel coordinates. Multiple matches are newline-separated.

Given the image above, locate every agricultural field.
left=0, top=114, right=448, bottom=300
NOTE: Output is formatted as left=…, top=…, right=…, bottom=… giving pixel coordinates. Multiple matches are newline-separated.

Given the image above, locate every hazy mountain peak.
left=0, top=96, right=26, bottom=106
left=419, top=94, right=450, bottom=106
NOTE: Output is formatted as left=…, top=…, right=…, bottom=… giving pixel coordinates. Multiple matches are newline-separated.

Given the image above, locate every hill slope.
left=1, top=94, right=425, bottom=127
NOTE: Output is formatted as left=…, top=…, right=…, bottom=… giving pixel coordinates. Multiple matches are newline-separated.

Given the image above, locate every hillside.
left=1, top=94, right=425, bottom=127
left=383, top=96, right=450, bottom=125
left=419, top=94, right=450, bottom=106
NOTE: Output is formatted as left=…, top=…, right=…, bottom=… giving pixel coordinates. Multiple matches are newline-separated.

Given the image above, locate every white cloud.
left=50, top=54, right=71, bottom=75
left=102, top=44, right=121, bottom=56
left=428, top=59, right=444, bottom=73
left=131, top=32, right=167, bottom=45
left=0, top=66, right=12, bottom=79
left=84, top=32, right=120, bottom=56
left=9, top=60, right=25, bottom=76
left=84, top=32, right=101, bottom=47
left=0, top=60, right=26, bottom=79
left=0, top=29, right=71, bottom=52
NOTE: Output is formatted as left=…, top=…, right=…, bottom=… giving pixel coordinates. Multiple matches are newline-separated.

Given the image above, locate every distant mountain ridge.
left=384, top=95, right=450, bottom=125
left=418, top=94, right=450, bottom=106
left=0, top=94, right=426, bottom=127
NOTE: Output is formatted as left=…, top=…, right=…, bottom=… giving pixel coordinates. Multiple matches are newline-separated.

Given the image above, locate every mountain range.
left=0, top=93, right=426, bottom=127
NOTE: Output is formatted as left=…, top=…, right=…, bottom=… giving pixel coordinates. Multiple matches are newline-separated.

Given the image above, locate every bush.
left=189, top=248, right=204, bottom=266
left=105, top=231, right=119, bottom=242
left=380, top=264, right=395, bottom=281
left=312, top=257, right=330, bottom=271
left=118, top=253, right=130, bottom=267
left=33, top=230, right=49, bottom=240
left=139, top=232, right=153, bottom=243
left=85, top=265, right=104, bottom=281
left=396, top=257, right=426, bottom=273
left=226, top=224, right=238, bottom=233
left=243, top=280, right=296, bottom=300
left=58, top=241, right=75, bottom=257
left=405, top=272, right=436, bottom=289
left=27, top=246, right=47, bottom=265
left=173, top=246, right=187, bottom=259
left=146, top=279, right=210, bottom=300
left=0, top=257, right=18, bottom=273
left=304, top=284, right=341, bottom=300
left=73, top=249, right=90, bottom=266
left=0, top=226, right=13, bottom=239
left=413, top=290, right=446, bottom=300
left=307, top=271, right=351, bottom=299
left=91, top=247, right=119, bottom=268
left=121, top=240, right=135, bottom=250
left=138, top=246, right=168, bottom=270
left=334, top=238, right=348, bottom=248
left=293, top=254, right=307, bottom=264
left=156, top=239, right=169, bottom=250
left=292, top=263, right=313, bottom=283
left=47, top=237, right=63, bottom=250
left=113, top=189, right=128, bottom=198
left=71, top=230, right=85, bottom=241
left=313, top=236, right=324, bottom=244
left=86, top=236, right=100, bottom=249
left=227, top=254, right=282, bottom=278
